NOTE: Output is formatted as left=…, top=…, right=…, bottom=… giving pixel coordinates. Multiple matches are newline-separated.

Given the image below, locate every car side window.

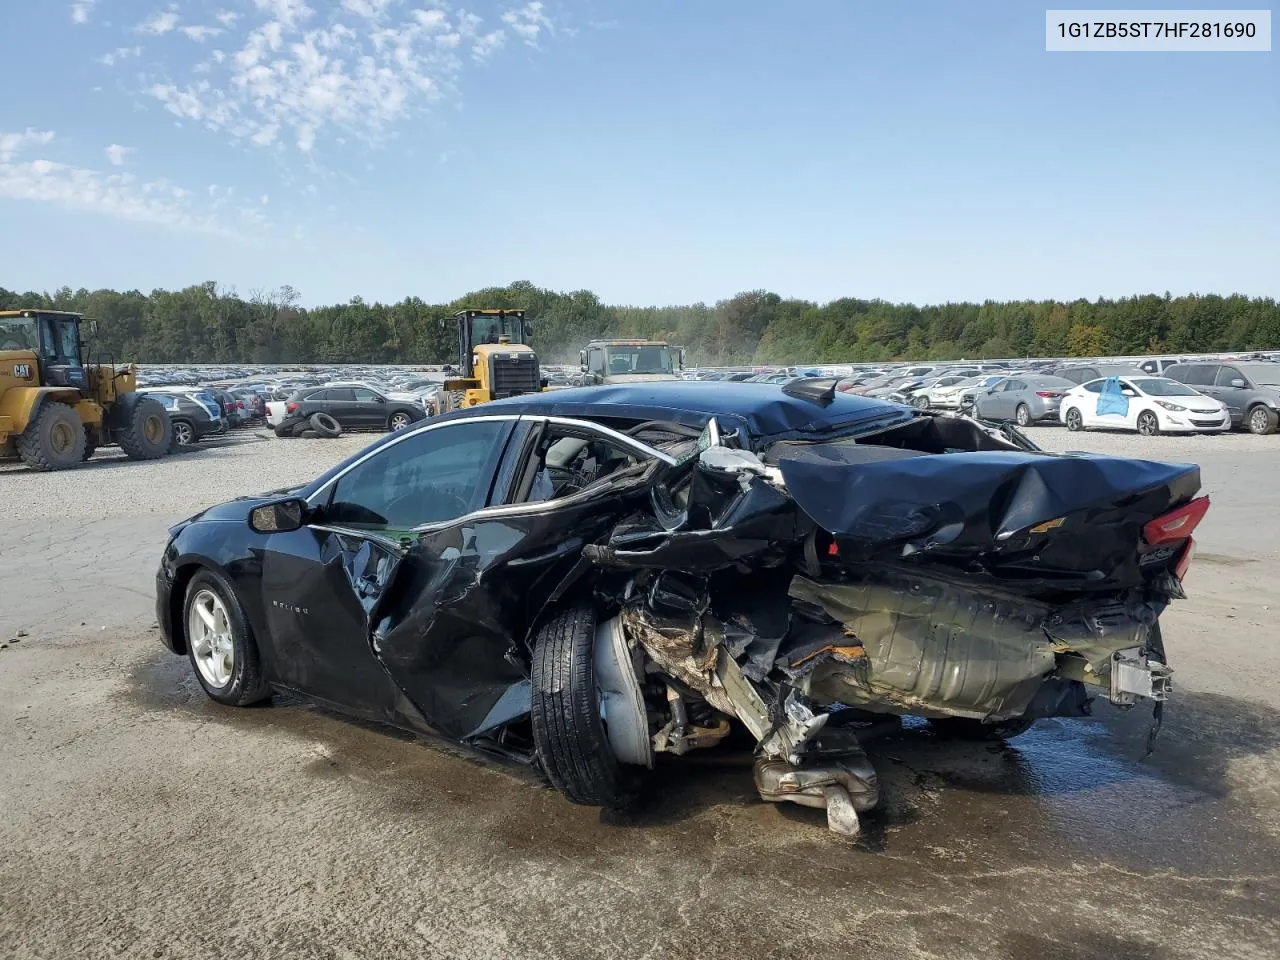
left=1181, top=365, right=1214, bottom=386
left=1216, top=367, right=1244, bottom=387
left=324, top=421, right=511, bottom=531
left=353, top=388, right=379, bottom=401
left=1007, top=380, right=1025, bottom=392
left=516, top=424, right=651, bottom=503
left=325, top=388, right=355, bottom=401
left=1082, top=381, right=1104, bottom=394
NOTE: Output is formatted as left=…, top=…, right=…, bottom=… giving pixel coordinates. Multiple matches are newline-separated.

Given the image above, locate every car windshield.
left=0, top=316, right=38, bottom=351
left=1134, top=378, right=1198, bottom=397
left=605, top=345, right=675, bottom=375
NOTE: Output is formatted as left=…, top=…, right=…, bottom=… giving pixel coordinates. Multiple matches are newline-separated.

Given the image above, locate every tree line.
left=2, top=280, right=1277, bottom=366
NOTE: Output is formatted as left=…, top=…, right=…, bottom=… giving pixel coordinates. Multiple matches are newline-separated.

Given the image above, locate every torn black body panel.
left=773, top=440, right=1200, bottom=592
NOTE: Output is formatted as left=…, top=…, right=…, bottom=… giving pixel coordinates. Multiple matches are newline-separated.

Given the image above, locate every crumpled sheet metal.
left=619, top=603, right=738, bottom=716
left=789, top=571, right=1058, bottom=722
left=774, top=443, right=1200, bottom=564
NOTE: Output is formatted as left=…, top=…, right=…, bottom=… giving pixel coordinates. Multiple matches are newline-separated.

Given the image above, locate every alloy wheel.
left=1137, top=412, right=1159, bottom=436
left=174, top=422, right=194, bottom=446
left=1250, top=407, right=1270, bottom=434
left=188, top=589, right=235, bottom=688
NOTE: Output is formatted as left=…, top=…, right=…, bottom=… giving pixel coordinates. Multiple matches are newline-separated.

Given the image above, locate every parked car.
left=1162, top=361, right=1280, bottom=435
left=1059, top=376, right=1229, bottom=435
left=273, top=384, right=427, bottom=437
left=1137, top=357, right=1186, bottom=376
left=906, top=374, right=976, bottom=409
left=207, top=388, right=249, bottom=428
left=930, top=374, right=1007, bottom=410
left=155, top=379, right=1202, bottom=838
left=229, top=387, right=268, bottom=422
left=140, top=390, right=227, bottom=446
left=972, top=375, right=1076, bottom=425
left=1051, top=363, right=1147, bottom=385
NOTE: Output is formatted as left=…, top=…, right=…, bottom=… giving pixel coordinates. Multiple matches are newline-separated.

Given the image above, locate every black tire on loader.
left=114, top=394, right=172, bottom=460
left=82, top=426, right=99, bottom=462
left=530, top=604, right=640, bottom=809
left=16, top=402, right=86, bottom=471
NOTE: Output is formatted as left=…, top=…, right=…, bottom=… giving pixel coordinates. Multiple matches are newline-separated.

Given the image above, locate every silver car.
left=972, top=375, right=1077, bottom=425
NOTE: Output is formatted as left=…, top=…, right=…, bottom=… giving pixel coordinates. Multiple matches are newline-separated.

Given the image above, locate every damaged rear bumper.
left=585, top=412, right=1196, bottom=836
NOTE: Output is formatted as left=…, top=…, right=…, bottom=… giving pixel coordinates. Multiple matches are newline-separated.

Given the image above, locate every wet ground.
left=2, top=429, right=1279, bottom=959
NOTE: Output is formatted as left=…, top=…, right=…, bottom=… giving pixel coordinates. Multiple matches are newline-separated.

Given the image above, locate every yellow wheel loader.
left=438, top=309, right=545, bottom=412
left=0, top=309, right=172, bottom=471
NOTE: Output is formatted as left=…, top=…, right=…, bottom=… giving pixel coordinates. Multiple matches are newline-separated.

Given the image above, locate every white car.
left=1059, top=376, right=1229, bottom=435
left=909, top=374, right=986, bottom=409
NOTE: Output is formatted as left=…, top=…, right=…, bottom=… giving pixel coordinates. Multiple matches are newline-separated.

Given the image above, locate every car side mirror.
left=249, top=498, right=306, bottom=534
left=579, top=349, right=587, bottom=371
left=375, top=395, right=387, bottom=403
left=1231, top=379, right=1246, bottom=388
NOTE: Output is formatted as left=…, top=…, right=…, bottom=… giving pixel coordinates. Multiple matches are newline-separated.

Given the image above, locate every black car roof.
left=472, top=380, right=913, bottom=438
left=303, top=381, right=915, bottom=498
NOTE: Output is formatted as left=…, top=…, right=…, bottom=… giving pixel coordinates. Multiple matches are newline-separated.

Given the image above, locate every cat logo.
left=12, top=363, right=31, bottom=379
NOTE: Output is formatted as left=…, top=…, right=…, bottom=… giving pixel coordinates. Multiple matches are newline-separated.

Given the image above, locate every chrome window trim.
left=304, top=412, right=675, bottom=512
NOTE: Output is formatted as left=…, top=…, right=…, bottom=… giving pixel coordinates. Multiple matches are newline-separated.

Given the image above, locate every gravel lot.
left=2, top=423, right=1279, bottom=960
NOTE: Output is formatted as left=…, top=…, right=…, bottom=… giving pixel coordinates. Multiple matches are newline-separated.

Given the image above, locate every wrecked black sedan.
left=156, top=379, right=1206, bottom=836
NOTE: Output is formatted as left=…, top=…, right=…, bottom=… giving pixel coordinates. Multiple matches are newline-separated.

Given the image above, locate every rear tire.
left=16, top=403, right=86, bottom=471
left=929, top=716, right=1036, bottom=741
left=309, top=412, right=342, bottom=438
left=1247, top=404, right=1278, bottom=436
left=530, top=604, right=640, bottom=808
left=1065, top=407, right=1084, bottom=432
left=116, top=395, right=172, bottom=460
left=1015, top=403, right=1031, bottom=426
left=170, top=419, right=195, bottom=448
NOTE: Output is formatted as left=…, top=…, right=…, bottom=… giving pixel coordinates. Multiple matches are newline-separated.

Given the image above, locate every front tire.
left=183, top=569, right=270, bottom=707
left=913, top=395, right=930, bottom=410
left=1065, top=407, right=1084, bottom=432
left=1247, top=404, right=1278, bottom=435
left=530, top=604, right=639, bottom=808
left=16, top=402, right=86, bottom=471
left=1136, top=410, right=1160, bottom=436
left=117, top=395, right=172, bottom=460
left=388, top=411, right=413, bottom=431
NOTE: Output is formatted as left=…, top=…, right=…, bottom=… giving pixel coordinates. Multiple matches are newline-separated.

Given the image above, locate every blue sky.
left=1, top=1, right=1276, bottom=307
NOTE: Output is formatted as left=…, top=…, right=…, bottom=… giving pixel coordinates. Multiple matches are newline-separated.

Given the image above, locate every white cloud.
left=0, top=129, right=55, bottom=162
left=99, top=46, right=144, bottom=66
left=0, top=132, right=260, bottom=237
left=70, top=1, right=96, bottom=24
left=472, top=30, right=506, bottom=61
left=104, top=144, right=134, bottom=166
left=127, top=1, right=557, bottom=156
left=181, top=25, right=226, bottom=42
left=138, top=10, right=181, bottom=35
left=502, top=2, right=551, bottom=47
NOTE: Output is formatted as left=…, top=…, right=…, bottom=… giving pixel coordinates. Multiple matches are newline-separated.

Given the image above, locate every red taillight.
left=286, top=402, right=299, bottom=414
left=1036, top=391, right=1064, bottom=398
left=1174, top=537, right=1196, bottom=581
left=236, top=400, right=245, bottom=410
left=1143, top=496, right=1210, bottom=545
